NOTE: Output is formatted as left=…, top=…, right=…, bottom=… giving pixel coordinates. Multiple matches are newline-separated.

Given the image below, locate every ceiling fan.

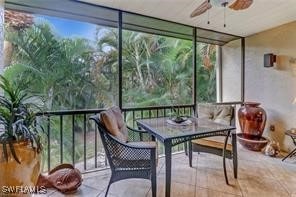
left=190, top=0, right=253, bottom=26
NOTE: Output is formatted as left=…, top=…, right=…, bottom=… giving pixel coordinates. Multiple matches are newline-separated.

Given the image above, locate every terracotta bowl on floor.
left=237, top=133, right=269, bottom=151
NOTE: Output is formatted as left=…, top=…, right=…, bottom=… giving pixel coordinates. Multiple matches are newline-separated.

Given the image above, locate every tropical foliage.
left=3, top=11, right=216, bottom=169
left=4, top=15, right=216, bottom=111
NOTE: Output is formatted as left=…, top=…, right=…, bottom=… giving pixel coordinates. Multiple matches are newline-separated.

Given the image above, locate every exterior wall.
left=223, top=21, right=296, bottom=151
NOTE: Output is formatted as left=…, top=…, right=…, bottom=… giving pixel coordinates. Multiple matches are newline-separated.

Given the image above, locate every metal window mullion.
left=118, top=11, right=123, bottom=109
left=218, top=46, right=223, bottom=102
left=241, top=38, right=245, bottom=103
left=193, top=28, right=197, bottom=116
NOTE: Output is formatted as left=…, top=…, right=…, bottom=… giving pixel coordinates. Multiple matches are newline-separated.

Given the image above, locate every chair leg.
left=151, top=173, right=157, bottom=197
left=188, top=141, right=193, bottom=167
left=105, top=177, right=113, bottom=197
left=223, top=154, right=229, bottom=185
left=223, top=133, right=230, bottom=185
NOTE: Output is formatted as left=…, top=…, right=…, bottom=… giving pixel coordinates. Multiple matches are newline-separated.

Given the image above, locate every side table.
left=282, top=129, right=296, bottom=161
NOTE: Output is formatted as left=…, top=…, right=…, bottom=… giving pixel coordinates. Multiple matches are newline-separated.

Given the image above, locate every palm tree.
left=4, top=10, right=33, bottom=67
left=5, top=23, right=96, bottom=110
left=92, top=26, right=119, bottom=107
left=196, top=43, right=217, bottom=102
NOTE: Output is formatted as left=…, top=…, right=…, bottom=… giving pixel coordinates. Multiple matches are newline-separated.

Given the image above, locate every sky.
left=35, top=15, right=97, bottom=40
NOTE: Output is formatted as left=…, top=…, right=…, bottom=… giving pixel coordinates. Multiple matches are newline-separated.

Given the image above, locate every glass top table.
left=137, top=117, right=235, bottom=144
left=137, top=117, right=236, bottom=197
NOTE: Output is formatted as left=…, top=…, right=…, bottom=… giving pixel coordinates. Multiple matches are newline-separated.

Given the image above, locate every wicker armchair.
left=188, top=103, right=237, bottom=184
left=90, top=107, right=157, bottom=197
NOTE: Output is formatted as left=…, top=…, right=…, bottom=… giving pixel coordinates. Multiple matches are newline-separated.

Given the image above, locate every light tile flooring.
left=47, top=145, right=296, bottom=197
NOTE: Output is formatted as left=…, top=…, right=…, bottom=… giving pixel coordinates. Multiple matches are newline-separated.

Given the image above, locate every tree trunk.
left=4, top=40, right=14, bottom=67
left=135, top=48, right=145, bottom=89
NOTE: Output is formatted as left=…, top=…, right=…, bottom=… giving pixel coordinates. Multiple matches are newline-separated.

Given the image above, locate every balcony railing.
left=36, top=104, right=195, bottom=173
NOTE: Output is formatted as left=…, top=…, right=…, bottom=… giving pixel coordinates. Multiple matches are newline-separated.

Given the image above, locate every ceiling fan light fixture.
left=190, top=0, right=212, bottom=18
left=190, top=0, right=253, bottom=27
left=229, top=0, right=253, bottom=10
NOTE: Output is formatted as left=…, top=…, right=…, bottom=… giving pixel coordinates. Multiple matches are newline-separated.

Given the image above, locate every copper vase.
left=238, top=102, right=268, bottom=151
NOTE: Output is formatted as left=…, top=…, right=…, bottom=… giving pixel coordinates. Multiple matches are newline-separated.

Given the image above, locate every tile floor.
left=45, top=144, right=296, bottom=197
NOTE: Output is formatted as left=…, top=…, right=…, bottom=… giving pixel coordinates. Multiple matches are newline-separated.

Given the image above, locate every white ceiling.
left=80, top=0, right=296, bottom=37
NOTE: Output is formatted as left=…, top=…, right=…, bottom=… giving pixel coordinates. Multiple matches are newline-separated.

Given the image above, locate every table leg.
left=188, top=141, right=192, bottom=167
left=232, top=132, right=238, bottom=179
left=164, top=140, right=172, bottom=197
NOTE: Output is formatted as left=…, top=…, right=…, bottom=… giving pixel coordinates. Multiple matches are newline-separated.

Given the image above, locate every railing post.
left=60, top=115, right=63, bottom=164
left=94, top=114, right=98, bottom=168
left=72, top=115, right=75, bottom=166
left=83, top=114, right=87, bottom=170
left=47, top=116, right=51, bottom=172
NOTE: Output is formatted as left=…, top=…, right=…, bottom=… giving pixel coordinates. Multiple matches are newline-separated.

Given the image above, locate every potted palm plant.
left=0, top=75, right=43, bottom=187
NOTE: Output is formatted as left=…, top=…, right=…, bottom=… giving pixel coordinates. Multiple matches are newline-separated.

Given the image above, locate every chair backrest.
left=197, top=103, right=235, bottom=126
left=100, top=106, right=128, bottom=142
left=90, top=114, right=127, bottom=170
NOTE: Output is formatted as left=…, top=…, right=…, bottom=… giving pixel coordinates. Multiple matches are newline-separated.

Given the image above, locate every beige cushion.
left=196, top=103, right=234, bottom=147
left=100, top=107, right=128, bottom=142
left=110, top=106, right=129, bottom=138
left=197, top=103, right=233, bottom=126
left=197, top=103, right=215, bottom=119
left=192, top=137, right=232, bottom=150
left=213, top=105, right=233, bottom=126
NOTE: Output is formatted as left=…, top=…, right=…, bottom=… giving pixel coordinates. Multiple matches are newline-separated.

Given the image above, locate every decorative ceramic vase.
left=238, top=102, right=268, bottom=151
left=0, top=141, right=42, bottom=187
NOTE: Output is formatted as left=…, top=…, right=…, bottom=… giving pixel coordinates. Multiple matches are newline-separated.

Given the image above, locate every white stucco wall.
left=222, top=39, right=242, bottom=102
left=245, top=22, right=296, bottom=151
left=223, top=21, right=296, bottom=151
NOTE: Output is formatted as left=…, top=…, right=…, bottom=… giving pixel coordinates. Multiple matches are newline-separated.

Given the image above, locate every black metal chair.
left=90, top=110, right=157, bottom=197
left=282, top=129, right=296, bottom=161
left=188, top=103, right=237, bottom=184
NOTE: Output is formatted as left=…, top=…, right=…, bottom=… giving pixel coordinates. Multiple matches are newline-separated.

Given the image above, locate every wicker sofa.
left=188, top=103, right=237, bottom=184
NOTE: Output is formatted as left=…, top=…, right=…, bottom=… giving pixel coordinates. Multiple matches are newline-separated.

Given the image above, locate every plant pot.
left=0, top=140, right=42, bottom=187
left=237, top=133, right=269, bottom=151
left=238, top=102, right=267, bottom=150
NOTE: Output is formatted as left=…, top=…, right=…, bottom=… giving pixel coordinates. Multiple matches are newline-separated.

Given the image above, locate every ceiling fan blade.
left=229, top=0, right=253, bottom=10
left=190, top=0, right=212, bottom=18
